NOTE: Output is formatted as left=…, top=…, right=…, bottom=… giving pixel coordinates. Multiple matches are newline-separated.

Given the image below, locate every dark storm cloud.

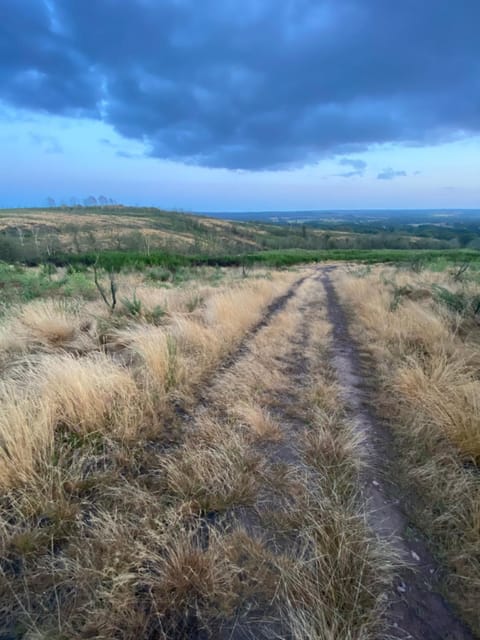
left=2, top=0, right=480, bottom=169
left=0, top=1, right=100, bottom=116
left=377, top=168, right=407, bottom=180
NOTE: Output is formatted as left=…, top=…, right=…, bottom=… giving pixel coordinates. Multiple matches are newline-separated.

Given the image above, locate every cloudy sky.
left=1, top=0, right=479, bottom=211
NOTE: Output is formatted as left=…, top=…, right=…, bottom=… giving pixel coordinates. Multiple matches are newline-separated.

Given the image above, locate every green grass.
left=2, top=249, right=480, bottom=308
left=50, top=248, right=480, bottom=271
left=0, top=263, right=97, bottom=308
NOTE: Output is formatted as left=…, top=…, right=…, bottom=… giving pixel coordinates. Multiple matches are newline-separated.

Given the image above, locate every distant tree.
left=46, top=196, right=56, bottom=208
left=84, top=195, right=98, bottom=206
left=98, top=195, right=108, bottom=206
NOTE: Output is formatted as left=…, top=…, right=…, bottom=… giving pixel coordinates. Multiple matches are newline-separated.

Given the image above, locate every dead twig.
left=93, top=258, right=117, bottom=311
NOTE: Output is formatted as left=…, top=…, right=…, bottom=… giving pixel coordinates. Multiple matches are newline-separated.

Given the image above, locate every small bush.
left=121, top=293, right=143, bottom=317
left=432, top=285, right=480, bottom=316
left=146, top=267, right=172, bottom=282
left=145, top=304, right=166, bottom=325
left=61, top=271, right=97, bottom=299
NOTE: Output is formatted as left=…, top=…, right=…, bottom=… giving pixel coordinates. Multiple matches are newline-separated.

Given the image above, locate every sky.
left=1, top=0, right=479, bottom=212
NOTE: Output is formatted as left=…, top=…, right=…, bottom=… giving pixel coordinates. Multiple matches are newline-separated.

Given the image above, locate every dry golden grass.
left=162, top=422, right=262, bottom=513
left=37, top=353, right=140, bottom=437
left=87, top=523, right=241, bottom=638
left=203, top=278, right=286, bottom=344
left=395, top=354, right=480, bottom=461
left=0, top=270, right=297, bottom=491
left=233, top=402, right=283, bottom=442
left=0, top=300, right=96, bottom=364
left=0, top=266, right=395, bottom=638
left=17, top=300, right=78, bottom=344
left=0, top=384, right=53, bottom=488
left=277, top=498, right=392, bottom=640
left=123, top=325, right=174, bottom=393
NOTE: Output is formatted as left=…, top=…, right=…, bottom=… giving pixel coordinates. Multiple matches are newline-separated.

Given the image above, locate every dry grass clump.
left=0, top=300, right=96, bottom=372
left=335, top=265, right=480, bottom=632
left=0, top=354, right=140, bottom=489
left=277, top=496, right=392, bottom=640
left=203, top=279, right=285, bottom=345
left=303, top=408, right=364, bottom=494
left=162, top=420, right=262, bottom=513
left=87, top=523, right=241, bottom=639
left=0, top=384, right=53, bottom=489
left=307, top=375, right=341, bottom=414
left=395, top=353, right=480, bottom=461
left=0, top=324, right=27, bottom=367
left=233, top=402, right=283, bottom=442
left=36, top=354, right=140, bottom=438
left=17, top=299, right=79, bottom=344
left=121, top=325, right=175, bottom=398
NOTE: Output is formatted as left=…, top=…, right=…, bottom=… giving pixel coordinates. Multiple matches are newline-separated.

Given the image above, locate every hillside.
left=0, top=206, right=467, bottom=265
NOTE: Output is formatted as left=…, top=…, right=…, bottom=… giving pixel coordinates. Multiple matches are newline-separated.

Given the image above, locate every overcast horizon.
left=1, top=1, right=479, bottom=211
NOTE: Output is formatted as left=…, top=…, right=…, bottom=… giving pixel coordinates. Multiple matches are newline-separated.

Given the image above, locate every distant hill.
left=1, top=205, right=479, bottom=264
left=202, top=208, right=480, bottom=225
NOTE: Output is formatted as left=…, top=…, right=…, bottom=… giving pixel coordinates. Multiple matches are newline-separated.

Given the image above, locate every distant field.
left=2, top=205, right=479, bottom=268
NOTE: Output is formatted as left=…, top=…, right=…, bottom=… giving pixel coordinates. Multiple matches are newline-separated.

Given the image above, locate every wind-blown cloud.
left=377, top=168, right=407, bottom=180
left=336, top=157, right=367, bottom=177
left=1, top=0, right=479, bottom=170
left=29, top=133, right=63, bottom=154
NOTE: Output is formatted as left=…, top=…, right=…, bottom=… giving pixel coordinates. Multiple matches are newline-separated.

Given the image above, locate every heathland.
left=0, top=206, right=479, bottom=639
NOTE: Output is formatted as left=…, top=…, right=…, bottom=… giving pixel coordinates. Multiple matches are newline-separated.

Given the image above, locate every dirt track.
left=321, top=268, right=475, bottom=640
left=184, top=270, right=324, bottom=638
left=180, top=267, right=475, bottom=638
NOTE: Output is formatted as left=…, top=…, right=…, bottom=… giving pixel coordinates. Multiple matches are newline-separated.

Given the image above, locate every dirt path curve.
left=321, top=267, right=476, bottom=640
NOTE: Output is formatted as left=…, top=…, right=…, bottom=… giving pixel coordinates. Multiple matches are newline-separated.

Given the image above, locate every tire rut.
left=321, top=267, right=476, bottom=640
left=174, top=270, right=311, bottom=422
left=185, top=270, right=324, bottom=639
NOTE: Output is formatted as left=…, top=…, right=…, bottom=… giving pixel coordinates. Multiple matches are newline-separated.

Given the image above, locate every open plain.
left=0, top=250, right=479, bottom=639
